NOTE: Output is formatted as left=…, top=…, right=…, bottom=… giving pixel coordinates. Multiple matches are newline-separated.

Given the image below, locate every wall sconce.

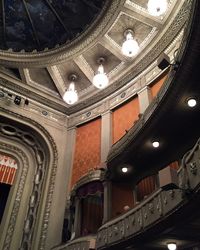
left=63, top=74, right=78, bottom=105
left=121, top=29, right=139, bottom=57
left=93, top=57, right=109, bottom=89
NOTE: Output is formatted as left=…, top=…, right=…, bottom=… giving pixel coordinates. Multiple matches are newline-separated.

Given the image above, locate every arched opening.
left=0, top=153, right=17, bottom=223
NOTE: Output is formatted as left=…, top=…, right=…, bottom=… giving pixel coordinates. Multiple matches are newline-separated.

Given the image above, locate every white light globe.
left=187, top=98, right=197, bottom=107
left=122, top=167, right=128, bottom=173
left=167, top=243, right=177, bottom=250
left=152, top=141, right=159, bottom=148
left=147, top=0, right=168, bottom=16
left=63, top=83, right=78, bottom=105
left=122, top=32, right=139, bottom=57
left=93, top=64, right=109, bottom=89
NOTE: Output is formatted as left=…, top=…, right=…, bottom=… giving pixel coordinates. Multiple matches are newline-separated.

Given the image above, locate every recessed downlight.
left=152, top=141, right=160, bottom=148
left=122, top=167, right=128, bottom=173
left=187, top=98, right=197, bottom=107
left=167, top=243, right=177, bottom=250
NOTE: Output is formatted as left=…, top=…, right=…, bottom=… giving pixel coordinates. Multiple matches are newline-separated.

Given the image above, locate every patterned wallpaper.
left=112, top=97, right=140, bottom=144
left=71, top=118, right=101, bottom=187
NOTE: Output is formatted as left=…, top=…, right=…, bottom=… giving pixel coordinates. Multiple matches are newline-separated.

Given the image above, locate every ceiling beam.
left=123, top=3, right=162, bottom=29
left=74, top=55, right=94, bottom=83
left=22, top=0, right=40, bottom=48
left=100, top=36, right=126, bottom=61
left=47, top=66, right=66, bottom=97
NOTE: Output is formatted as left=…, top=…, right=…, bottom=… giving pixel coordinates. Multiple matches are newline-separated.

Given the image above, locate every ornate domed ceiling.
left=0, top=0, right=187, bottom=117
left=0, top=0, right=106, bottom=52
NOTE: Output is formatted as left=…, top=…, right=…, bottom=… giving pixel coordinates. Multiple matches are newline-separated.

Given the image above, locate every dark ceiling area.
left=0, top=0, right=106, bottom=52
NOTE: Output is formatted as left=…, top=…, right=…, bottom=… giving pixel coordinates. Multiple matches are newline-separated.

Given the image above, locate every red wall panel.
left=112, top=97, right=139, bottom=143
left=71, top=118, right=101, bottom=187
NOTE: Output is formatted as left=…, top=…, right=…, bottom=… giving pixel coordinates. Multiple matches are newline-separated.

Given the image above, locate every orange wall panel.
left=112, top=97, right=139, bottom=143
left=71, top=118, right=101, bottom=187
left=112, top=183, right=134, bottom=218
left=151, top=73, right=168, bottom=98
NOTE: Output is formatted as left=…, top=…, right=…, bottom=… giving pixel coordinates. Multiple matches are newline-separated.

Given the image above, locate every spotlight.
left=14, top=96, right=21, bottom=105
left=122, top=167, right=128, bottom=173
left=187, top=98, right=197, bottom=107
left=152, top=141, right=159, bottom=148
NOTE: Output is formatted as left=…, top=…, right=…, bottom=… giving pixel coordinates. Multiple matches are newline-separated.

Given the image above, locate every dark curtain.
left=81, top=193, right=103, bottom=236
left=0, top=183, right=11, bottom=223
left=77, top=181, right=103, bottom=198
left=136, top=175, right=156, bottom=202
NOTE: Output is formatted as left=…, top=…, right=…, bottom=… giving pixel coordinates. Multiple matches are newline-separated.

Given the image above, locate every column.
left=102, top=180, right=112, bottom=223
left=73, top=196, right=81, bottom=237
left=66, top=127, right=77, bottom=196
left=137, top=86, right=152, bottom=114
left=101, top=111, right=112, bottom=162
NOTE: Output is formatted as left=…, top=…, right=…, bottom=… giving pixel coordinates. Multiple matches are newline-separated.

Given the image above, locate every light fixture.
left=187, top=98, right=197, bottom=107
left=122, top=29, right=139, bottom=57
left=122, top=167, right=128, bottom=173
left=152, top=141, right=160, bottom=148
left=167, top=242, right=177, bottom=250
left=93, top=57, right=109, bottom=89
left=147, top=0, right=168, bottom=16
left=63, top=74, right=78, bottom=105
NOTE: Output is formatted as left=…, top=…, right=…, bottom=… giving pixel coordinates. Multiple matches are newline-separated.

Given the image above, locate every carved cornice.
left=0, top=0, right=124, bottom=67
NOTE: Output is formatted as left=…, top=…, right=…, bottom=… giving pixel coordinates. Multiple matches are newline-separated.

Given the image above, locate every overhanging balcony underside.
left=106, top=0, right=200, bottom=183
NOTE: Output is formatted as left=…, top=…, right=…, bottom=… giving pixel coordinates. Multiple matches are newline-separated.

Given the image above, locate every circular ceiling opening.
left=0, top=0, right=106, bottom=52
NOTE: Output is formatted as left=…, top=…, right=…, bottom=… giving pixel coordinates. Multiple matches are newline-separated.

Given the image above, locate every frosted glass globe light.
left=63, top=82, right=78, bottom=105
left=122, top=32, right=139, bottom=57
left=187, top=98, right=197, bottom=107
left=147, top=0, right=168, bottom=16
left=152, top=141, right=160, bottom=148
left=167, top=243, right=177, bottom=250
left=122, top=167, right=128, bottom=173
left=93, top=64, right=109, bottom=89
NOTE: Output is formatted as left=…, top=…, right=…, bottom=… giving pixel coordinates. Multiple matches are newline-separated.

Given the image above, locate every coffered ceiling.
left=0, top=0, right=185, bottom=115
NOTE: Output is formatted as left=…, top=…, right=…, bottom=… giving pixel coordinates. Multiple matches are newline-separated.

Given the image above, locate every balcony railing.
left=52, top=235, right=96, bottom=250
left=96, top=137, right=200, bottom=249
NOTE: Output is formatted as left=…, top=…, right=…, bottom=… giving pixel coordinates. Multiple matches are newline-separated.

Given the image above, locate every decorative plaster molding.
left=0, top=108, right=58, bottom=250
left=67, top=0, right=190, bottom=115
left=0, top=0, right=124, bottom=67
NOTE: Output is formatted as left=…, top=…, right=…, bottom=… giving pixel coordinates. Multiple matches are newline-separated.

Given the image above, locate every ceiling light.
left=152, top=141, right=159, bottom=148
left=122, top=29, right=139, bottom=57
left=147, top=0, right=168, bottom=16
left=167, top=243, right=177, bottom=250
left=63, top=74, right=78, bottom=105
left=93, top=57, right=109, bottom=89
left=122, top=167, right=128, bottom=173
left=187, top=98, right=197, bottom=107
